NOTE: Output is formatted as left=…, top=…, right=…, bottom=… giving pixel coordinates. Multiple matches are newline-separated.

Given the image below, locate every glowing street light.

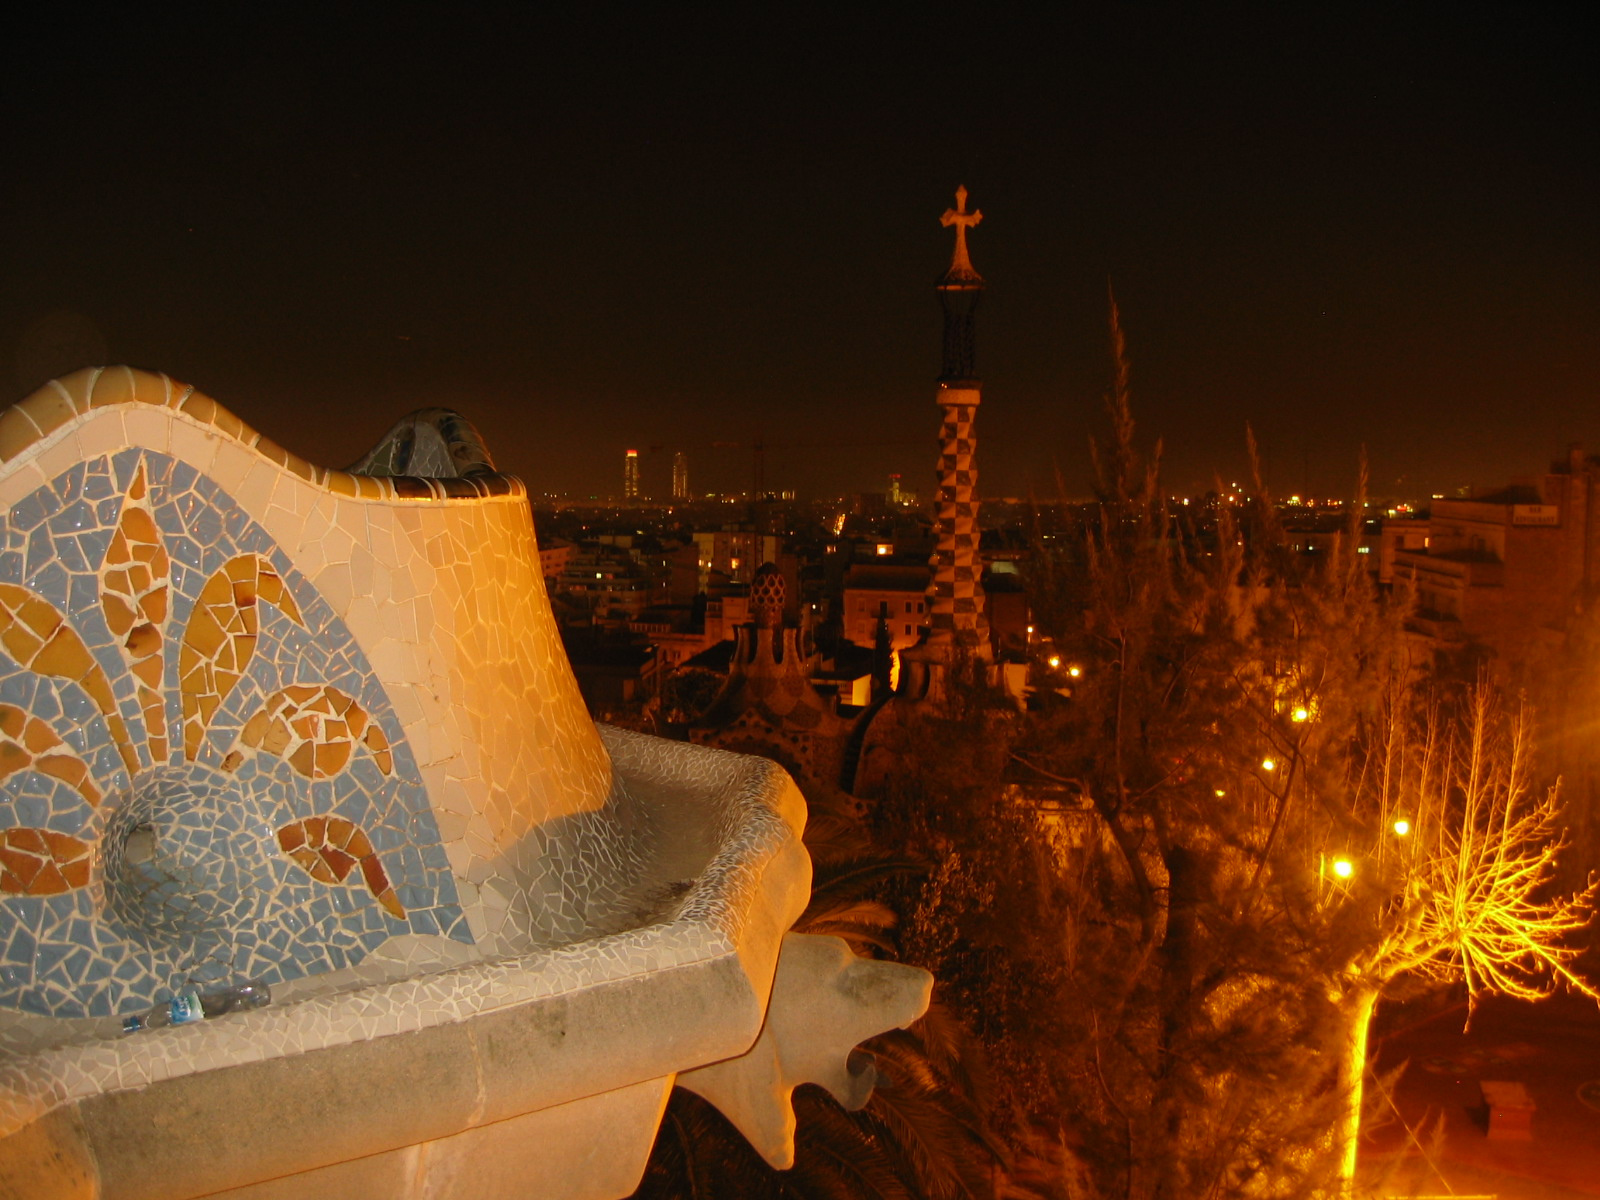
left=1331, top=858, right=1354, bottom=879
left=1067, top=665, right=1082, bottom=678
left=1291, top=706, right=1310, bottom=723
left=1392, top=818, right=1411, bottom=837
left=1261, top=758, right=1276, bottom=772
left=1047, top=655, right=1061, bottom=669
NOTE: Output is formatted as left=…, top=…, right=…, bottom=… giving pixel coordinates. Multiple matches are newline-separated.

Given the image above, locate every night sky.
left=4, top=7, right=1595, bottom=503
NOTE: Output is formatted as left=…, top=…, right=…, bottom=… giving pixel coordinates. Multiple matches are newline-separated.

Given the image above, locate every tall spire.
left=936, top=186, right=985, bottom=384
left=926, top=187, right=991, bottom=659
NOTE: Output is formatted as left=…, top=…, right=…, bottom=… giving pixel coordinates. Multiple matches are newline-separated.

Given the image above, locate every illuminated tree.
left=890, top=292, right=1597, bottom=1198
left=1319, top=685, right=1600, bottom=1192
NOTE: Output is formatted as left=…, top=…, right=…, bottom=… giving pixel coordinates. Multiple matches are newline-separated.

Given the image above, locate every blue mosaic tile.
left=1, top=450, right=467, bottom=1018
left=8, top=491, right=58, bottom=532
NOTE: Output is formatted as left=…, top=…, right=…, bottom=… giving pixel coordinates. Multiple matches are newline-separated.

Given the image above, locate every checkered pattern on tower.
left=927, top=388, right=990, bottom=651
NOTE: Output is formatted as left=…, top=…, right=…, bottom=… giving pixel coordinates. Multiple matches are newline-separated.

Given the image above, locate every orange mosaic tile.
left=0, top=583, right=139, bottom=777
left=179, top=555, right=305, bottom=761
left=0, top=826, right=92, bottom=895
left=0, top=704, right=102, bottom=808
left=234, top=684, right=392, bottom=779
left=276, top=816, right=405, bottom=918
left=100, top=466, right=170, bottom=765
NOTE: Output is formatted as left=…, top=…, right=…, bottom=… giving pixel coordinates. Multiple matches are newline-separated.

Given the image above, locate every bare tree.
left=1321, top=686, right=1599, bottom=1192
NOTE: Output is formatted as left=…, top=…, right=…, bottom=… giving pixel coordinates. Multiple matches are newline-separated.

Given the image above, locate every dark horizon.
left=4, top=7, right=1595, bottom=504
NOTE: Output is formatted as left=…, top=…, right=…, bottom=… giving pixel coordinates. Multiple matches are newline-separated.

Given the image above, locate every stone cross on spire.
left=939, top=186, right=983, bottom=285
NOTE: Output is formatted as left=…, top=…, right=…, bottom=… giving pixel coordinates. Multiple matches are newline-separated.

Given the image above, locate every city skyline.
left=4, top=8, right=1595, bottom=503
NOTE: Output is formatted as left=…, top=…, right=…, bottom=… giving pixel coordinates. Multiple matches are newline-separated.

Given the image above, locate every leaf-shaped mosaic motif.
left=100, top=465, right=171, bottom=764
left=277, top=816, right=405, bottom=918
left=227, top=684, right=393, bottom=779
left=0, top=449, right=464, bottom=1019
left=0, top=703, right=101, bottom=808
left=0, top=827, right=92, bottom=895
left=0, top=584, right=139, bottom=778
left=180, top=554, right=305, bottom=760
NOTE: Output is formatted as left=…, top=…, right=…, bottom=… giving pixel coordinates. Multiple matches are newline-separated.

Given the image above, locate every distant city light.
left=1067, top=665, right=1082, bottom=678
left=1392, top=818, right=1411, bottom=837
left=1261, top=758, right=1276, bottom=771
left=1047, top=655, right=1061, bottom=669
left=1332, top=858, right=1354, bottom=879
left=1291, top=707, right=1310, bottom=722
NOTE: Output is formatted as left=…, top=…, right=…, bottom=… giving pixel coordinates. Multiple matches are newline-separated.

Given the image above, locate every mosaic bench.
left=0, top=367, right=928, bottom=1199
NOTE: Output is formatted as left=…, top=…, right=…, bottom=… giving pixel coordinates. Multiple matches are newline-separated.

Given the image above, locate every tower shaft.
left=927, top=385, right=989, bottom=651
left=926, top=188, right=990, bottom=657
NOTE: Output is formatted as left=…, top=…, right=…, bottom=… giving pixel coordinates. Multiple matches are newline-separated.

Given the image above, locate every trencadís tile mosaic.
left=0, top=449, right=466, bottom=1018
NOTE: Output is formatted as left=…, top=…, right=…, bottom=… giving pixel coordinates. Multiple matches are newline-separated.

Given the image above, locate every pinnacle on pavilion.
left=926, top=186, right=991, bottom=657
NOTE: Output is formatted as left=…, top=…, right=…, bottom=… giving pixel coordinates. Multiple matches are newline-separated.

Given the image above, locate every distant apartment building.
left=692, top=530, right=781, bottom=584
left=624, top=449, right=640, bottom=500
left=557, top=545, right=664, bottom=624
left=1376, top=517, right=1429, bottom=585
left=842, top=564, right=931, bottom=650
left=672, top=452, right=689, bottom=502
left=1392, top=447, right=1600, bottom=671
left=538, top=537, right=576, bottom=582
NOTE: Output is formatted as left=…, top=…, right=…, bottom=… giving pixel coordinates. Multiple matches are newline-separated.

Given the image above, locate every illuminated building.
left=1393, top=446, right=1600, bottom=671
left=624, top=448, right=639, bottom=500
left=843, top=564, right=929, bottom=651
left=672, top=451, right=689, bottom=501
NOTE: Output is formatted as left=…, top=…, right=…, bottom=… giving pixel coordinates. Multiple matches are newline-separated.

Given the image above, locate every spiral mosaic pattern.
left=0, top=449, right=466, bottom=1018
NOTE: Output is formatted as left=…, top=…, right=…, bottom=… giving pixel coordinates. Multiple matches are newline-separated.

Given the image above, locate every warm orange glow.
left=1332, top=858, right=1354, bottom=879
left=1392, top=818, right=1411, bottom=837
left=1067, top=665, right=1082, bottom=678
left=1291, top=706, right=1310, bottom=722
left=1047, top=655, right=1061, bottom=669
left=1261, top=758, right=1276, bottom=772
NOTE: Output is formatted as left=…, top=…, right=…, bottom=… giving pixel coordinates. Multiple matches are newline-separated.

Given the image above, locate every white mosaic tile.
left=0, top=373, right=809, bottom=1155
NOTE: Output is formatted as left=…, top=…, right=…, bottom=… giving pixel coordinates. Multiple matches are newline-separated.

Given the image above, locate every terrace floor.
left=1360, top=991, right=1600, bottom=1199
